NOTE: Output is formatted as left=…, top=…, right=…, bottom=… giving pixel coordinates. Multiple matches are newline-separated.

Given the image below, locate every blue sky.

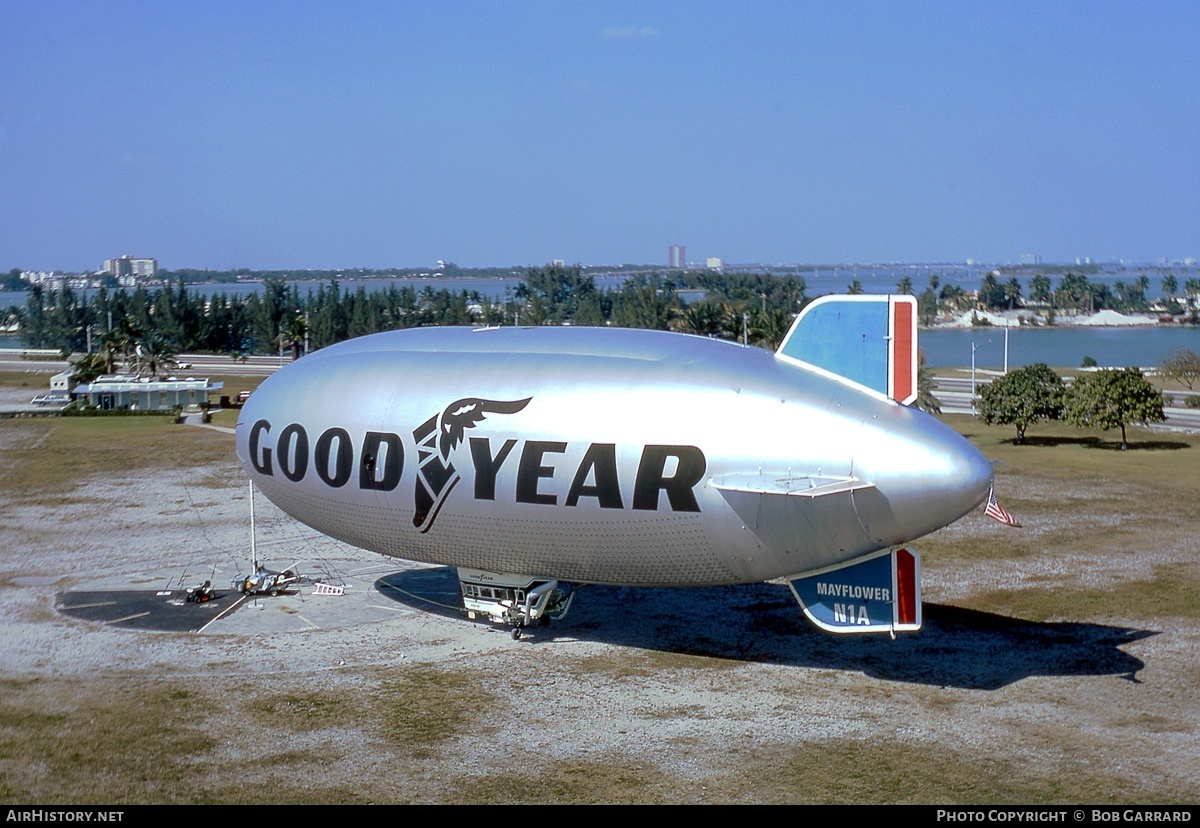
left=2, top=1, right=1198, bottom=271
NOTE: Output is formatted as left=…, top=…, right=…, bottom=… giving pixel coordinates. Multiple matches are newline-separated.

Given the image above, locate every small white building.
left=72, top=375, right=223, bottom=411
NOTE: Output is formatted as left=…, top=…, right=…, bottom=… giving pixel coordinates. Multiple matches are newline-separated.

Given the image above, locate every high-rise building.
left=668, top=245, right=685, bottom=269
left=103, top=254, right=157, bottom=279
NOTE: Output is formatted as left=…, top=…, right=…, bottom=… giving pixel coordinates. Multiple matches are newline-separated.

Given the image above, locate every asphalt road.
left=0, top=352, right=284, bottom=377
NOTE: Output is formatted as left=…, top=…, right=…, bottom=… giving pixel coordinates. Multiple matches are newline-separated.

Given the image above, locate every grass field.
left=921, top=415, right=1200, bottom=624
left=0, top=417, right=232, bottom=500
left=0, top=663, right=1188, bottom=804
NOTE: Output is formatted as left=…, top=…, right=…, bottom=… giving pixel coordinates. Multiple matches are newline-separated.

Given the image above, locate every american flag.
left=984, top=486, right=1021, bottom=528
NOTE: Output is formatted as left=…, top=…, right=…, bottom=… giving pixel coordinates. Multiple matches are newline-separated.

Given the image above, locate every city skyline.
left=2, top=1, right=1198, bottom=272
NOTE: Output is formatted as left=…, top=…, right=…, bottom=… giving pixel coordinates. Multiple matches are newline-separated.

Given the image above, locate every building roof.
left=74, top=375, right=223, bottom=394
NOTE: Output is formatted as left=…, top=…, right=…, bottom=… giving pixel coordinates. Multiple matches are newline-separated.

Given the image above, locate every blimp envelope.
left=786, top=548, right=921, bottom=634
left=777, top=294, right=917, bottom=405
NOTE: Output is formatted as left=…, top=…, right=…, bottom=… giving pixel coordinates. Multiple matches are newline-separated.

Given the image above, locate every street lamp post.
left=1004, top=321, right=1010, bottom=375
left=971, top=341, right=977, bottom=416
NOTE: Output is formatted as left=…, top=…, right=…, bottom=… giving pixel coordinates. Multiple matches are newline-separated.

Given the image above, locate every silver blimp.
left=236, top=295, right=993, bottom=637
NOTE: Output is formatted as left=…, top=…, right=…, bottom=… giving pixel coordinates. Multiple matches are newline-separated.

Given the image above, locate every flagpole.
left=249, top=479, right=257, bottom=570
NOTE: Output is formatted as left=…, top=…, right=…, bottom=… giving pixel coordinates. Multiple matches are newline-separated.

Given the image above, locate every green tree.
left=96, top=327, right=129, bottom=374
left=939, top=283, right=968, bottom=311
left=519, top=292, right=548, bottom=326
left=1054, top=272, right=1092, bottom=313
left=913, top=350, right=941, bottom=415
left=278, top=312, right=309, bottom=360
left=1, top=269, right=28, bottom=292
left=1029, top=274, right=1052, bottom=306
left=1063, top=367, right=1166, bottom=450
left=517, top=263, right=597, bottom=324
left=917, top=286, right=939, bottom=325
left=749, top=308, right=792, bottom=350
left=1183, top=278, right=1200, bottom=312
left=252, top=276, right=292, bottom=350
left=1088, top=282, right=1113, bottom=312
left=1162, top=274, right=1178, bottom=300
left=977, top=363, right=1065, bottom=444
left=129, top=332, right=179, bottom=377
left=574, top=293, right=607, bottom=327
left=681, top=301, right=727, bottom=338
left=978, top=274, right=1006, bottom=309
left=70, top=351, right=107, bottom=385
left=917, top=274, right=941, bottom=324
left=1003, top=277, right=1023, bottom=310
left=1113, top=279, right=1148, bottom=312
left=1113, top=280, right=1130, bottom=310
left=610, top=276, right=673, bottom=330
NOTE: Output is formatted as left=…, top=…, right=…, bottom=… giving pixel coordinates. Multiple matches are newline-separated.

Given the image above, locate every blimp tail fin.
left=776, top=295, right=917, bottom=405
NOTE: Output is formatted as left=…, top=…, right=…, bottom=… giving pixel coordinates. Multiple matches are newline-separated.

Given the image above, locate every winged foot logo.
left=412, top=397, right=532, bottom=532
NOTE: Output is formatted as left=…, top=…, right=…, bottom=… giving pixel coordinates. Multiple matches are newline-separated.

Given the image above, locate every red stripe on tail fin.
left=896, top=547, right=917, bottom=627
left=890, top=299, right=915, bottom=405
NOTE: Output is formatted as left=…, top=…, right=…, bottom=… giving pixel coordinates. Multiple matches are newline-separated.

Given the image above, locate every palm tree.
left=750, top=308, right=793, bottom=350
left=70, top=351, right=107, bottom=385
left=1184, top=278, right=1200, bottom=315
left=278, top=313, right=308, bottom=360
left=96, top=328, right=128, bottom=374
left=1029, top=274, right=1052, bottom=306
left=1054, top=273, right=1091, bottom=313
left=913, top=349, right=941, bottom=415
left=939, top=283, right=968, bottom=311
left=680, top=302, right=726, bottom=338
left=1004, top=277, right=1023, bottom=310
left=129, top=332, right=179, bottom=377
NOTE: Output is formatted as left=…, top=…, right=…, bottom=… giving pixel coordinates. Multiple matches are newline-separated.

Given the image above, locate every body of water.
left=919, top=325, right=1200, bottom=370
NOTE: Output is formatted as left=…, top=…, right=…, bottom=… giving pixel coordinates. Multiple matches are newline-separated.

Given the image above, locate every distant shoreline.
left=927, top=308, right=1188, bottom=329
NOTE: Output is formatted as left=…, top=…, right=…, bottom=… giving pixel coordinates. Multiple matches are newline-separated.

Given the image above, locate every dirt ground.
left=0, top=415, right=1197, bottom=804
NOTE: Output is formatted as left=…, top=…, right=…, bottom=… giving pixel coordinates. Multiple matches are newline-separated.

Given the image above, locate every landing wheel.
left=511, top=627, right=522, bottom=641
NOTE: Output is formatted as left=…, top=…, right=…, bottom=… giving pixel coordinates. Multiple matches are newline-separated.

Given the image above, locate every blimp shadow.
left=375, top=568, right=1151, bottom=691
